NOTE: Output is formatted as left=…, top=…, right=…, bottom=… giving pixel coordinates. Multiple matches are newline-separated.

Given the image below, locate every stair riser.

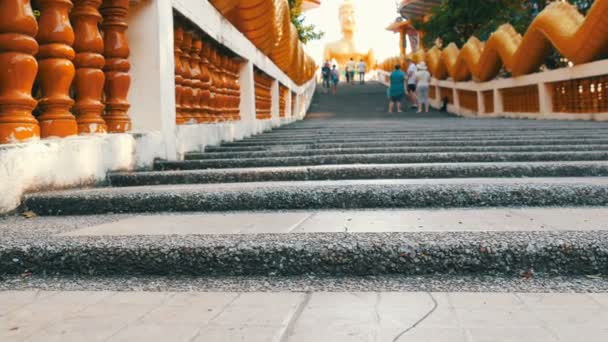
left=205, top=140, right=608, bottom=151
left=24, top=183, right=608, bottom=215
left=157, top=152, right=608, bottom=170
left=189, top=145, right=608, bottom=160
left=240, top=133, right=608, bottom=142
left=2, top=232, right=607, bottom=276
left=111, top=164, right=608, bottom=186
left=222, top=137, right=608, bottom=147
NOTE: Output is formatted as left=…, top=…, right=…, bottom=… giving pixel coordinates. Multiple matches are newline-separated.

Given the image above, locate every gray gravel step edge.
left=23, top=179, right=608, bottom=215
left=155, top=151, right=608, bottom=170
left=238, top=133, right=608, bottom=143
left=110, top=161, right=608, bottom=186
left=204, top=140, right=608, bottom=152
left=221, top=137, right=608, bottom=147
left=188, top=145, right=608, bottom=160
left=2, top=231, right=608, bottom=276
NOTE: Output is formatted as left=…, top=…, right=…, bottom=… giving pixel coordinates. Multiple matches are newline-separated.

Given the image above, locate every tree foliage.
left=414, top=0, right=595, bottom=69
left=288, top=0, right=324, bottom=44
left=415, top=0, right=595, bottom=48
left=414, top=0, right=534, bottom=48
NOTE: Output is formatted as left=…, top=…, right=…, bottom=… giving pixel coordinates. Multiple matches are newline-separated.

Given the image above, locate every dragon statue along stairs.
left=381, top=0, right=608, bottom=82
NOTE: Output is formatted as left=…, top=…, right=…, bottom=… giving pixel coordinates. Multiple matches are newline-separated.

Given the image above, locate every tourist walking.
left=388, top=64, right=406, bottom=113
left=415, top=62, right=431, bottom=113
left=406, top=59, right=418, bottom=108
left=357, top=59, right=366, bottom=84
left=321, top=61, right=331, bottom=93
left=346, top=58, right=356, bottom=84
left=331, top=64, right=340, bottom=94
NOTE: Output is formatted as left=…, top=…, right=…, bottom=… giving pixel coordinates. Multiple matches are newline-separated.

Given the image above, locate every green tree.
left=288, top=0, right=324, bottom=44
left=414, top=0, right=533, bottom=48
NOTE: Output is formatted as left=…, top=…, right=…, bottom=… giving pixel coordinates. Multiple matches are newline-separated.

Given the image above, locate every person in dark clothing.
left=321, top=61, right=331, bottom=92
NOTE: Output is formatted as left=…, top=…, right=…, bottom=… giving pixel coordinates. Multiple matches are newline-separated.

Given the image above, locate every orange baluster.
left=0, top=0, right=40, bottom=143
left=234, top=60, right=241, bottom=120
left=180, top=30, right=194, bottom=124
left=207, top=46, right=219, bottom=122
left=100, top=0, right=131, bottom=132
left=173, top=25, right=185, bottom=125
left=36, top=0, right=78, bottom=138
left=189, top=35, right=203, bottom=123
left=71, top=0, right=106, bottom=134
left=199, top=39, right=211, bottom=123
left=218, top=52, right=228, bottom=121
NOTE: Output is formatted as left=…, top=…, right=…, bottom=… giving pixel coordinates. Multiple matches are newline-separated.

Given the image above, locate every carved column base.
left=0, top=106, right=40, bottom=143
left=38, top=104, right=79, bottom=138
left=103, top=106, right=131, bottom=132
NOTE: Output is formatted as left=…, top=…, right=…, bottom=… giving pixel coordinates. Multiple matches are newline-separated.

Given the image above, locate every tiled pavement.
left=2, top=291, right=608, bottom=342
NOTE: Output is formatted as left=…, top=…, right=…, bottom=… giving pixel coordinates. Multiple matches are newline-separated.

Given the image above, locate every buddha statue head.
left=339, top=0, right=356, bottom=35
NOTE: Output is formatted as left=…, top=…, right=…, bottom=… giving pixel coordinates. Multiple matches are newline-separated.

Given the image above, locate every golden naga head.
left=339, top=0, right=356, bottom=34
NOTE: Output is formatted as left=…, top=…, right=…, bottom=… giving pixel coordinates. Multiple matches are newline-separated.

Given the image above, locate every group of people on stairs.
left=388, top=59, right=431, bottom=113
left=321, top=58, right=367, bottom=94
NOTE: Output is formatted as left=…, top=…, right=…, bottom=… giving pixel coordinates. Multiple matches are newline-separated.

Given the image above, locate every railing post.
left=100, top=0, right=131, bottom=132
left=271, top=80, right=279, bottom=124
left=239, top=60, right=256, bottom=126
left=494, top=88, right=504, bottom=114
left=477, top=91, right=484, bottom=116
left=71, top=0, right=107, bottom=134
left=36, top=0, right=78, bottom=138
left=538, top=82, right=553, bottom=117
left=0, top=0, right=40, bottom=143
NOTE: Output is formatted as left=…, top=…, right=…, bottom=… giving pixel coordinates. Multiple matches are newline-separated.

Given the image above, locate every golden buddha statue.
left=323, top=0, right=375, bottom=69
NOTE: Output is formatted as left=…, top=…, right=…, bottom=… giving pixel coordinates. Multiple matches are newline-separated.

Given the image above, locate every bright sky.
left=302, top=0, right=402, bottom=64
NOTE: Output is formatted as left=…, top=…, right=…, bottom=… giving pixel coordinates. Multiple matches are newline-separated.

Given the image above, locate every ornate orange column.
left=231, top=59, right=241, bottom=120
left=180, top=30, right=194, bottom=124
left=206, top=45, right=219, bottom=122
left=216, top=51, right=227, bottom=121
left=0, top=0, right=40, bottom=143
left=174, top=25, right=185, bottom=124
left=100, top=0, right=131, bottom=132
left=71, top=0, right=106, bottom=134
left=199, top=39, right=211, bottom=123
left=36, top=0, right=78, bottom=138
left=189, top=35, right=203, bottom=123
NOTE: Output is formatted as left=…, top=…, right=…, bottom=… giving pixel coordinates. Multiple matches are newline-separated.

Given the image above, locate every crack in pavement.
left=277, top=292, right=312, bottom=342
left=392, top=292, right=439, bottom=342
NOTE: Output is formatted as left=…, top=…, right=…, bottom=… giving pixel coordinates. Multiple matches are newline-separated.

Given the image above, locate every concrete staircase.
left=4, top=83, right=608, bottom=281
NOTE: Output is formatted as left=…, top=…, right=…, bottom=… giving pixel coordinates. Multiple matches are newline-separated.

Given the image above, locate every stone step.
left=23, top=178, right=608, bottom=215
left=156, top=151, right=608, bottom=170
left=258, top=127, right=608, bottom=136
left=221, top=136, right=608, bottom=147
left=188, top=145, right=608, bottom=160
left=204, top=139, right=608, bottom=152
left=270, top=123, right=608, bottom=132
left=110, top=162, right=608, bottom=186
left=240, top=132, right=608, bottom=142
left=2, top=208, right=608, bottom=276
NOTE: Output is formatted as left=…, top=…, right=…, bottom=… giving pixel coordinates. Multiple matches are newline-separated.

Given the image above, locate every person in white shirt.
left=406, top=60, right=418, bottom=108
left=357, top=60, right=366, bottom=84
left=415, top=62, right=432, bottom=113
left=346, top=58, right=356, bottom=84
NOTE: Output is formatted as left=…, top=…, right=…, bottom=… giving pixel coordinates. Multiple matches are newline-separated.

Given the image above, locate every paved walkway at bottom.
left=2, top=291, right=608, bottom=341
